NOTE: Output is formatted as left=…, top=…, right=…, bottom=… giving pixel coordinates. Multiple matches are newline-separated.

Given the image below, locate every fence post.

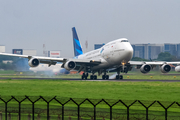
left=5, top=103, right=7, bottom=120
left=120, top=100, right=137, bottom=120
left=12, top=96, right=27, bottom=120
left=94, top=106, right=96, bottom=120
left=53, top=98, right=70, bottom=120
left=25, top=96, right=41, bottom=120
left=0, top=96, right=13, bottom=120
left=62, top=105, right=64, bottom=120
left=138, top=100, right=156, bottom=120
left=70, top=98, right=80, bottom=120
left=40, top=96, right=56, bottom=120
left=157, top=101, right=175, bottom=120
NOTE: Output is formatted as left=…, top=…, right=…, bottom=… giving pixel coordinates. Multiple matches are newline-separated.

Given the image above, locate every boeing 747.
left=1, top=27, right=180, bottom=79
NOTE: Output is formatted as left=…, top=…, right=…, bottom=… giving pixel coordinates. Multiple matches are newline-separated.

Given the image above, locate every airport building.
left=12, top=49, right=37, bottom=56
left=0, top=45, right=5, bottom=53
left=48, top=51, right=61, bottom=58
left=132, top=43, right=180, bottom=59
left=177, top=44, right=180, bottom=58
left=164, top=43, right=177, bottom=56
left=94, top=44, right=105, bottom=50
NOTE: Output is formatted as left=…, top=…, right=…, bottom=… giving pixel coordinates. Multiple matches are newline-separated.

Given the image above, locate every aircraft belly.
left=92, top=62, right=110, bottom=71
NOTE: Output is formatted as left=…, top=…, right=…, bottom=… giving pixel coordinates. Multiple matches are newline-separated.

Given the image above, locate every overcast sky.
left=0, top=0, right=180, bottom=57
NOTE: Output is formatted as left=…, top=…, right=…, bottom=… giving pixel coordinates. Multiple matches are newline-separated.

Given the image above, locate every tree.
left=131, top=57, right=149, bottom=61
left=157, top=52, right=177, bottom=61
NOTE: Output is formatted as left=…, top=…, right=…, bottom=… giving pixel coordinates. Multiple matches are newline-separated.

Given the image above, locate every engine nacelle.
left=160, top=64, right=171, bottom=73
left=175, top=66, right=180, bottom=72
left=140, top=64, right=151, bottom=73
left=64, top=61, right=76, bottom=70
left=28, top=58, right=40, bottom=67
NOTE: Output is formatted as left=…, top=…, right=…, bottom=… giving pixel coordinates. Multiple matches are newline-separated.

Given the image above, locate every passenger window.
left=121, top=40, right=128, bottom=42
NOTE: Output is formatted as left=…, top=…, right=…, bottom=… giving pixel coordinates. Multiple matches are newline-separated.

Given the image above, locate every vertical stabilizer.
left=72, top=27, right=83, bottom=56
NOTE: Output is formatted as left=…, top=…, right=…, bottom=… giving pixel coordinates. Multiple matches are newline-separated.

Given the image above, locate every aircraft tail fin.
left=72, top=27, right=83, bottom=57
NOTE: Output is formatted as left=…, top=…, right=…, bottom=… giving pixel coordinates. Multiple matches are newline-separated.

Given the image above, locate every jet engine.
left=175, top=66, right=180, bottom=72
left=160, top=64, right=171, bottom=73
left=64, top=61, right=76, bottom=70
left=140, top=64, right=151, bottom=73
left=28, top=58, right=40, bottom=67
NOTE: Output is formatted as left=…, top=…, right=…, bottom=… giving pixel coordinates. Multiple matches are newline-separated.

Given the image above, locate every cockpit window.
left=121, top=40, right=128, bottom=42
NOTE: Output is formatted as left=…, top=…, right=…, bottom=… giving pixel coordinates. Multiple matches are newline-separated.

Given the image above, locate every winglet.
left=72, top=27, right=83, bottom=57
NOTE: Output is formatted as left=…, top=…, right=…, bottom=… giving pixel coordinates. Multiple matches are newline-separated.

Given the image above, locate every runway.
left=0, top=77, right=180, bottom=82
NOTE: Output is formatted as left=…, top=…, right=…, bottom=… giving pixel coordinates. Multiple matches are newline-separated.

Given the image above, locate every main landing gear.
left=90, top=75, right=97, bottom=79
left=102, top=74, right=109, bottom=80
left=82, top=72, right=97, bottom=80
left=116, top=75, right=123, bottom=80
left=82, top=73, right=88, bottom=79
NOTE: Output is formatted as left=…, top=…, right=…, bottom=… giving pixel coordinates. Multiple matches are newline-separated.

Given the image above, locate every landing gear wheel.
left=116, top=75, right=123, bottom=80
left=94, top=75, right=97, bottom=80
left=90, top=75, right=93, bottom=79
left=106, top=75, right=109, bottom=79
left=102, top=75, right=105, bottom=80
left=116, top=75, right=119, bottom=79
left=120, top=75, right=123, bottom=80
left=90, top=75, right=97, bottom=80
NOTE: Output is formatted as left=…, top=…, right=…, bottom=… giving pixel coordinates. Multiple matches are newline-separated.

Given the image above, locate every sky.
left=0, top=0, right=180, bottom=57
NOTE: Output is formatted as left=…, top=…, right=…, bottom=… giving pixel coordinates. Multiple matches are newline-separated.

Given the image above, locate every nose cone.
left=126, top=45, right=133, bottom=59
left=123, top=43, right=133, bottom=61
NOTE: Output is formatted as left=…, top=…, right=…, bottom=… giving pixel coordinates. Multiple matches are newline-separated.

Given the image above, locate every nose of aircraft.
left=124, top=44, right=133, bottom=60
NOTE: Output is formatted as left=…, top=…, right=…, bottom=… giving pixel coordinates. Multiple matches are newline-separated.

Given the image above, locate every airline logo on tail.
left=72, top=27, right=83, bottom=57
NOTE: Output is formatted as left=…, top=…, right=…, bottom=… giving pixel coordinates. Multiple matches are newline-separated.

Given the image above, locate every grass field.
left=0, top=71, right=180, bottom=119
left=0, top=79, right=180, bottom=101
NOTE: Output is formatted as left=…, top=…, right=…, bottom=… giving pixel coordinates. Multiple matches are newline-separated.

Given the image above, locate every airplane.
left=1, top=27, right=180, bottom=80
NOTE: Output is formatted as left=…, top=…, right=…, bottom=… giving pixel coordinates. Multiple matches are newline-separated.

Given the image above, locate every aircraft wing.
left=129, top=61, right=180, bottom=65
left=0, top=53, right=101, bottom=71
left=128, top=61, right=180, bottom=73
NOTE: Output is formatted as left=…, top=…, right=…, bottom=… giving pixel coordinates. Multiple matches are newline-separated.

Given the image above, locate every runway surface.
left=0, top=77, right=180, bottom=82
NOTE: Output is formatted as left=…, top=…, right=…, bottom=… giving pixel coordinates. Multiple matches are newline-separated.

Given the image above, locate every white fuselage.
left=77, top=38, right=133, bottom=70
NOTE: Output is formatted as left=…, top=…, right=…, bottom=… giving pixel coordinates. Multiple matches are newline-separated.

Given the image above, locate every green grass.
left=0, top=75, right=180, bottom=119
left=0, top=79, right=180, bottom=101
